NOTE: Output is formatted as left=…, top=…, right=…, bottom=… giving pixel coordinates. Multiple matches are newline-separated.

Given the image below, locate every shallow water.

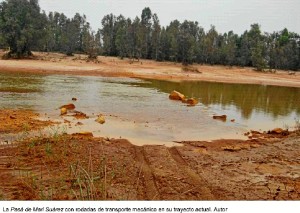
left=0, top=72, right=299, bottom=146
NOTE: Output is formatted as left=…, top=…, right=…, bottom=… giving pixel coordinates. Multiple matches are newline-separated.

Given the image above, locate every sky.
left=37, top=0, right=300, bottom=34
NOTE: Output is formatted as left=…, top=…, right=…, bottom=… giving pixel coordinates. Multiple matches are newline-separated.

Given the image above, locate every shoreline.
left=0, top=109, right=299, bottom=200
left=0, top=51, right=299, bottom=88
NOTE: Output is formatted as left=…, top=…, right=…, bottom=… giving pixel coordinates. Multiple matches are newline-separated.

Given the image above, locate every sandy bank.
left=0, top=51, right=300, bottom=88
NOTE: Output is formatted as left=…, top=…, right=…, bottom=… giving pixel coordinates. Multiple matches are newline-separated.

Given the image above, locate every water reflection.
left=130, top=79, right=300, bottom=119
left=0, top=72, right=299, bottom=143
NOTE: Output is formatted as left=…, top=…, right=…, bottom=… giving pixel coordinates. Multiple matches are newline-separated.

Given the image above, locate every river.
left=0, top=72, right=299, bottom=146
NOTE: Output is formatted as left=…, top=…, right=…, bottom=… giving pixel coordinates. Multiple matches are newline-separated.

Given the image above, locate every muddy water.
left=0, top=72, right=299, bottom=146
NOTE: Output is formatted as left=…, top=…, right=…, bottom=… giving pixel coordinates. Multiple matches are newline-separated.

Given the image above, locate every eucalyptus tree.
left=101, top=13, right=117, bottom=56
left=140, top=7, right=152, bottom=58
left=151, top=13, right=161, bottom=61
left=166, top=20, right=180, bottom=62
left=0, top=0, right=47, bottom=58
left=115, top=15, right=128, bottom=59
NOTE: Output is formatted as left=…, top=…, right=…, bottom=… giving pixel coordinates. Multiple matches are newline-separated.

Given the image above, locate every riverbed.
left=0, top=72, right=299, bottom=145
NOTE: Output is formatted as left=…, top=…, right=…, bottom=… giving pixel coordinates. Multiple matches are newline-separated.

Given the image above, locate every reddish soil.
left=0, top=110, right=299, bottom=200
left=0, top=109, right=54, bottom=134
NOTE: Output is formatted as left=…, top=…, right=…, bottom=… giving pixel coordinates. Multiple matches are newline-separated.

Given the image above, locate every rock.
left=222, top=146, right=241, bottom=152
left=244, top=132, right=250, bottom=136
left=72, top=97, right=77, bottom=101
left=181, top=98, right=188, bottom=103
left=250, top=130, right=261, bottom=135
left=186, top=98, right=199, bottom=106
left=72, top=111, right=89, bottom=119
left=75, top=122, right=83, bottom=126
left=270, top=128, right=284, bottom=134
left=268, top=128, right=289, bottom=136
left=213, top=115, right=227, bottom=121
left=230, top=119, right=235, bottom=122
left=59, top=103, right=75, bottom=110
left=95, top=115, right=105, bottom=124
left=169, top=90, right=185, bottom=101
left=60, top=107, right=67, bottom=115
left=9, top=115, right=16, bottom=119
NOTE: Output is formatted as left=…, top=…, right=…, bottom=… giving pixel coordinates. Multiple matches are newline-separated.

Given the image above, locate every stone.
left=59, top=103, right=75, bottom=110
left=72, top=97, right=77, bottom=101
left=169, top=90, right=185, bottom=101
left=95, top=115, right=105, bottom=124
left=269, top=128, right=289, bottom=136
left=60, top=107, right=67, bottom=115
left=270, top=128, right=284, bottom=134
left=186, top=98, right=199, bottom=106
left=72, top=111, right=89, bottom=119
left=213, top=115, right=227, bottom=121
left=181, top=98, right=188, bottom=103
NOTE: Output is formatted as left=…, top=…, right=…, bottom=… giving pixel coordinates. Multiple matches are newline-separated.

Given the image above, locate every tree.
left=0, top=0, right=47, bottom=58
left=115, top=15, right=128, bottom=59
left=251, top=42, right=266, bottom=71
left=166, top=20, right=180, bottom=62
left=178, top=20, right=198, bottom=65
left=101, top=14, right=117, bottom=56
left=151, top=13, right=161, bottom=61
left=140, top=7, right=152, bottom=58
left=203, top=25, right=219, bottom=64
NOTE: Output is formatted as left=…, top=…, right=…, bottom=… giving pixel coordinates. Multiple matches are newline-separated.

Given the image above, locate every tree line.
left=0, top=0, right=299, bottom=71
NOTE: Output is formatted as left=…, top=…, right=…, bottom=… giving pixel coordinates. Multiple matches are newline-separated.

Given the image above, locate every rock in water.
left=186, top=98, right=199, bottom=106
left=59, top=103, right=75, bottom=110
left=213, top=115, right=227, bottom=121
left=60, top=108, right=67, bottom=115
left=169, top=90, right=185, bottom=101
left=95, top=115, right=105, bottom=124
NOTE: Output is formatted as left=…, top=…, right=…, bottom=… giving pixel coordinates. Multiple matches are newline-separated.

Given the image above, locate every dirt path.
left=0, top=51, right=300, bottom=88
left=1, top=130, right=299, bottom=200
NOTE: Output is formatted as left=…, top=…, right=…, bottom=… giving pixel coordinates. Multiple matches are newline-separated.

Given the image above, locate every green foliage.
left=0, top=3, right=299, bottom=70
left=0, top=0, right=47, bottom=58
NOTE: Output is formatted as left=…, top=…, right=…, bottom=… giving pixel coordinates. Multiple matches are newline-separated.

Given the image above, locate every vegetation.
left=0, top=0, right=299, bottom=71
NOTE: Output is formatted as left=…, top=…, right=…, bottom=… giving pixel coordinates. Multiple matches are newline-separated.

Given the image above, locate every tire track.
left=168, top=146, right=215, bottom=199
left=134, top=146, right=161, bottom=200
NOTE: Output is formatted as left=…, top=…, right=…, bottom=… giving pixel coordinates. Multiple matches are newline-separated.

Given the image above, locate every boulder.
left=169, top=90, right=185, bottom=101
left=59, top=103, right=75, bottom=110
left=95, top=115, right=105, bottom=124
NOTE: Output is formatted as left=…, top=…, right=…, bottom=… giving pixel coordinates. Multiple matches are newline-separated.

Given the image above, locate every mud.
left=0, top=109, right=54, bottom=134
left=0, top=109, right=299, bottom=200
